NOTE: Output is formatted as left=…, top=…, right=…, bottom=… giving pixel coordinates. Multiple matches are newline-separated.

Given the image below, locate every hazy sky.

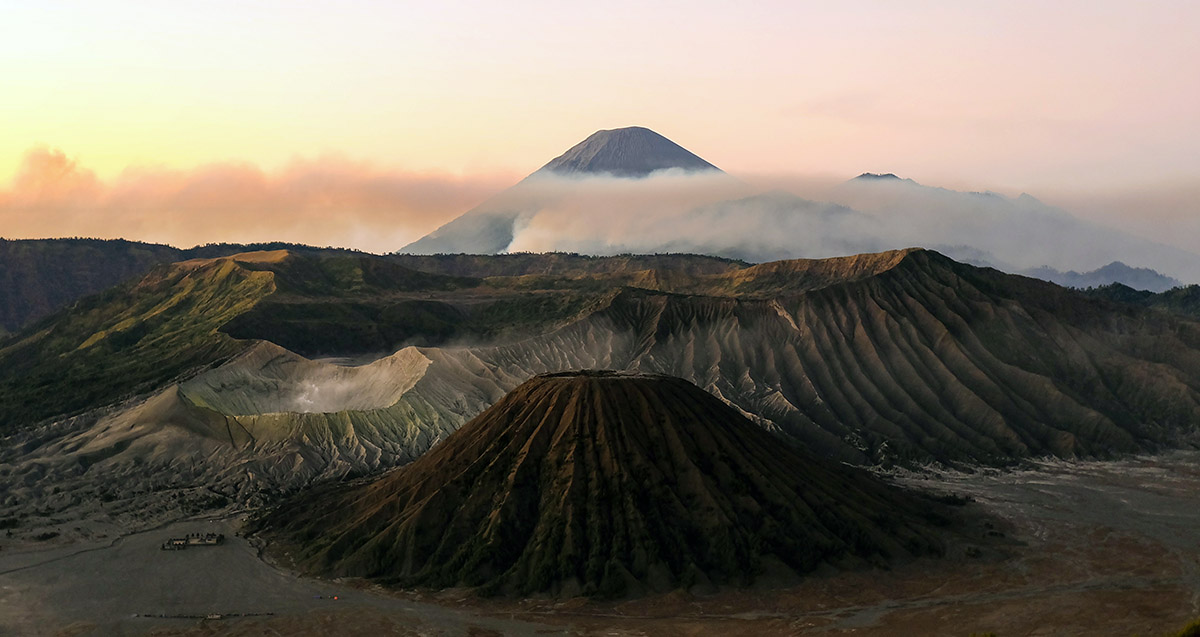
left=1, top=1, right=1198, bottom=250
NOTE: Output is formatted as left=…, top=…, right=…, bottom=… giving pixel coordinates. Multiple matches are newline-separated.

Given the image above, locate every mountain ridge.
left=7, top=247, right=1200, bottom=540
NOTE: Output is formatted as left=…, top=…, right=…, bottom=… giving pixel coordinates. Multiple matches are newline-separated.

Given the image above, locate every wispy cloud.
left=0, top=148, right=515, bottom=253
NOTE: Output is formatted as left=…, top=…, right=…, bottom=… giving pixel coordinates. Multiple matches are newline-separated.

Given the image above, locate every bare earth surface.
left=2, top=451, right=1198, bottom=636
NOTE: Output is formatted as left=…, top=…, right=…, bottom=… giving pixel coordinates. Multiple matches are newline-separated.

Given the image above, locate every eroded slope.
left=257, top=372, right=946, bottom=597
left=5, top=248, right=1200, bottom=539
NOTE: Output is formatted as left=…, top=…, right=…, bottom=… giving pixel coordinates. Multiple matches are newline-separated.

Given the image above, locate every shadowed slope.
left=388, top=252, right=746, bottom=279
left=7, top=246, right=1200, bottom=466
left=258, top=371, right=946, bottom=597
left=0, top=238, right=182, bottom=333
left=0, top=249, right=480, bottom=430
left=580, top=250, right=1200, bottom=464
left=0, top=238, right=367, bottom=334
left=1085, top=282, right=1200, bottom=320
left=9, top=248, right=1200, bottom=540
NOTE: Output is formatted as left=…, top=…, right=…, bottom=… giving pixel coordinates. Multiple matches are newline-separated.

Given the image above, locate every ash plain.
left=1, top=452, right=1198, bottom=636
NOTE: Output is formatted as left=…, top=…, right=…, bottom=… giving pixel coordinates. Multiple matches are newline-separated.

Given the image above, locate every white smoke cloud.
left=6, top=147, right=1199, bottom=283
left=503, top=178, right=885, bottom=262
left=488, top=170, right=1200, bottom=283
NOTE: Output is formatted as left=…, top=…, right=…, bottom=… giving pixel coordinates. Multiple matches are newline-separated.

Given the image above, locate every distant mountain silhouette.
left=852, top=172, right=913, bottom=183
left=1020, top=261, right=1182, bottom=292
left=835, top=175, right=1200, bottom=283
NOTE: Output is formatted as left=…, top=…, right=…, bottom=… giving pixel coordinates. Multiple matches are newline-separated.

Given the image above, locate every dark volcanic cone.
left=535, top=126, right=721, bottom=178
left=258, top=371, right=947, bottom=597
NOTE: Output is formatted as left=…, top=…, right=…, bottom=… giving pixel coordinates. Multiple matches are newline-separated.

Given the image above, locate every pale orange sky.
left=4, top=1, right=1198, bottom=187
left=1, top=1, right=1198, bottom=251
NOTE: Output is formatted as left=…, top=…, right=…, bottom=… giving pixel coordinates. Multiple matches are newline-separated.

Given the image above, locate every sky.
left=1, top=0, right=1198, bottom=251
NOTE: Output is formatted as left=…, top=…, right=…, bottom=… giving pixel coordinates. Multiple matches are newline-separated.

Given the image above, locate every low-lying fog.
left=5, top=147, right=1199, bottom=283
left=490, top=170, right=1200, bottom=283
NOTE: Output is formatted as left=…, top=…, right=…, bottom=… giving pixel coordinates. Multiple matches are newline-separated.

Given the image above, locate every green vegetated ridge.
left=0, top=238, right=183, bottom=333
left=0, top=249, right=739, bottom=431
left=0, top=250, right=475, bottom=429
left=219, top=254, right=622, bottom=355
left=1084, top=282, right=1200, bottom=320
left=256, top=372, right=950, bottom=597
left=0, top=237, right=368, bottom=333
left=388, top=252, right=748, bottom=278
left=0, top=255, right=275, bottom=429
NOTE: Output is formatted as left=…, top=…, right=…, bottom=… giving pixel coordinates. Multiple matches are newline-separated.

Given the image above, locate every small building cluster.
left=160, top=532, right=225, bottom=551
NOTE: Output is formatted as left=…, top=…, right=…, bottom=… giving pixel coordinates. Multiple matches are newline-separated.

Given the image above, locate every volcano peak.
left=535, top=126, right=722, bottom=178
left=259, top=371, right=947, bottom=597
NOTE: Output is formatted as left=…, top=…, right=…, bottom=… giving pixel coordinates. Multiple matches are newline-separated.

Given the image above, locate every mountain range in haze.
left=401, top=126, right=1200, bottom=286
left=1020, top=261, right=1181, bottom=293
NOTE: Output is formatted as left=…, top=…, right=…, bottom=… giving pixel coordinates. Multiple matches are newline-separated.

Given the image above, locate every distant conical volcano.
left=257, top=370, right=947, bottom=597
left=535, top=126, right=721, bottom=178
left=399, top=127, right=724, bottom=255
